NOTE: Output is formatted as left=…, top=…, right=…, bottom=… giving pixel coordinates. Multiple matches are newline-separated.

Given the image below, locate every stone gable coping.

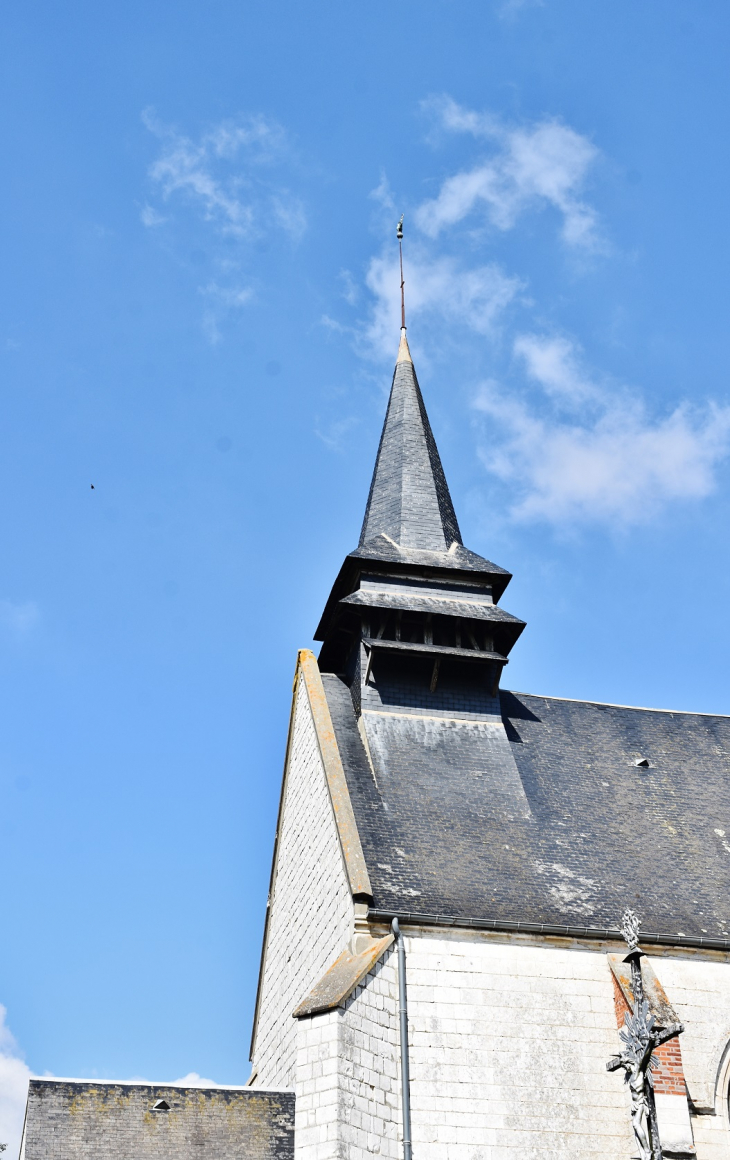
left=298, top=649, right=372, bottom=900
left=292, top=934, right=393, bottom=1018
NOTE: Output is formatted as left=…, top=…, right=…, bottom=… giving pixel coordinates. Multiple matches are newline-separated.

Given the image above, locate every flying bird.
left=90, top=484, right=95, bottom=489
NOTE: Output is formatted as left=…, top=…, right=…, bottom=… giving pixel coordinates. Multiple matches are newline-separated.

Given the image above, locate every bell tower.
left=315, top=325, right=525, bottom=718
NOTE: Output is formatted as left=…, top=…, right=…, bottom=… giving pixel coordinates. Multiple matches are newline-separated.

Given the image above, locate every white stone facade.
left=263, top=906, right=730, bottom=1159
left=656, top=955, right=730, bottom=1160
left=252, top=678, right=354, bottom=1088
left=291, top=930, right=634, bottom=1160
left=295, top=948, right=401, bottom=1160
left=393, top=931, right=730, bottom=1160
left=402, top=930, right=636, bottom=1160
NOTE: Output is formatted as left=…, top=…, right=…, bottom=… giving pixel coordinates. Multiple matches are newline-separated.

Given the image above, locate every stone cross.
left=606, top=910, right=684, bottom=1160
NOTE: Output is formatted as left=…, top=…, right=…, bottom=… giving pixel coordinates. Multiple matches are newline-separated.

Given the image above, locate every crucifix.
left=606, top=910, right=684, bottom=1160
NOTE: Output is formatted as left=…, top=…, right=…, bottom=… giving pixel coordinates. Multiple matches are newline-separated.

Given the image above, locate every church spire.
left=315, top=222, right=523, bottom=679
left=359, top=217, right=462, bottom=553
left=358, top=337, right=462, bottom=552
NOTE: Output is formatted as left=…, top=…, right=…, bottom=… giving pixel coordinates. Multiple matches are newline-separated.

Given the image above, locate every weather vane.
left=397, top=214, right=406, bottom=330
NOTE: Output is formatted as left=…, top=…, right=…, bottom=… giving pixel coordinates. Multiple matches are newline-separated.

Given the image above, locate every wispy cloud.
left=337, top=98, right=730, bottom=532
left=199, top=281, right=254, bottom=345
left=139, top=204, right=166, bottom=228
left=141, top=110, right=305, bottom=342
left=315, top=414, right=361, bottom=452
left=339, top=270, right=359, bottom=306
left=0, top=1007, right=32, bottom=1157
left=370, top=172, right=396, bottom=214
left=416, top=97, right=600, bottom=249
left=271, top=194, right=307, bottom=242
left=475, top=334, right=730, bottom=526
left=362, top=249, right=523, bottom=359
left=142, top=110, right=295, bottom=240
left=0, top=599, right=39, bottom=635
left=512, top=333, right=598, bottom=403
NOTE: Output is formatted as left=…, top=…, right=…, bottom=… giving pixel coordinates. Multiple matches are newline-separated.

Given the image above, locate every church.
left=19, top=301, right=730, bottom=1160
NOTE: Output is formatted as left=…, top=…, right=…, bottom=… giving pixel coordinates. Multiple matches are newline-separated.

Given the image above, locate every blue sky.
left=2, top=0, right=730, bottom=1148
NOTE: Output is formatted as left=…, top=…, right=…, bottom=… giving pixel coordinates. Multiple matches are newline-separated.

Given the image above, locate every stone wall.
left=402, top=929, right=632, bottom=1160
left=20, top=1081, right=294, bottom=1160
left=252, top=677, right=354, bottom=1088
left=292, top=926, right=730, bottom=1160
left=659, top=956, right=730, bottom=1108
left=295, top=947, right=400, bottom=1160
left=658, top=955, right=730, bottom=1160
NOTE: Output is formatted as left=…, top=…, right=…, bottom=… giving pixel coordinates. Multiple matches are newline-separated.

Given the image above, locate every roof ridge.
left=508, top=689, right=730, bottom=718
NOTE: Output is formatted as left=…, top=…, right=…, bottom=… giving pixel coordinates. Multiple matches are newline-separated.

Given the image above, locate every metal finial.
left=621, top=908, right=641, bottom=951
left=397, top=215, right=406, bottom=330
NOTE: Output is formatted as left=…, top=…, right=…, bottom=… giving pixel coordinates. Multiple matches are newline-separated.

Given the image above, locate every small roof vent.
left=634, top=758, right=650, bottom=768
left=152, top=1099, right=170, bottom=1112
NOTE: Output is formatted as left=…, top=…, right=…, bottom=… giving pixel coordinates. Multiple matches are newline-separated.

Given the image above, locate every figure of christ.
left=628, top=1068, right=652, bottom=1160
left=624, top=1034, right=654, bottom=1160
left=607, top=913, right=684, bottom=1160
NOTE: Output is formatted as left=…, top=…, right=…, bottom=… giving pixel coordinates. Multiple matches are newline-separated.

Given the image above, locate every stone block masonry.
left=20, top=1081, right=294, bottom=1160
left=252, top=677, right=354, bottom=1089
left=401, top=930, right=633, bottom=1160
left=291, top=926, right=648, bottom=1160
left=292, top=925, right=730, bottom=1160
left=295, top=947, right=401, bottom=1160
left=340, top=929, right=730, bottom=1160
left=653, top=955, right=730, bottom=1160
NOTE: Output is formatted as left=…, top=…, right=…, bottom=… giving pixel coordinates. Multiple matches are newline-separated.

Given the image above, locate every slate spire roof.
left=359, top=328, right=462, bottom=553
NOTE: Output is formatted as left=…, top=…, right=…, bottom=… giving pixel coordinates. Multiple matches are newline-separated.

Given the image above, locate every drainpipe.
left=391, top=918, right=412, bottom=1160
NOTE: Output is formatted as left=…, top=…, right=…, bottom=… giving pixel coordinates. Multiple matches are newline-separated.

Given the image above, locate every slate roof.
left=322, top=676, right=730, bottom=943
left=341, top=587, right=524, bottom=625
left=349, top=539, right=511, bottom=582
left=20, top=1080, right=294, bottom=1160
left=315, top=542, right=514, bottom=646
left=359, top=332, right=462, bottom=553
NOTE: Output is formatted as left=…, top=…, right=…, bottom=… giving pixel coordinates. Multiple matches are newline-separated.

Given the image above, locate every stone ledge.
left=293, top=936, right=394, bottom=1018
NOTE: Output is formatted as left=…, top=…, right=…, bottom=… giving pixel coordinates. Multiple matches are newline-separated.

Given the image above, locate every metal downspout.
left=391, top=918, right=412, bottom=1160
